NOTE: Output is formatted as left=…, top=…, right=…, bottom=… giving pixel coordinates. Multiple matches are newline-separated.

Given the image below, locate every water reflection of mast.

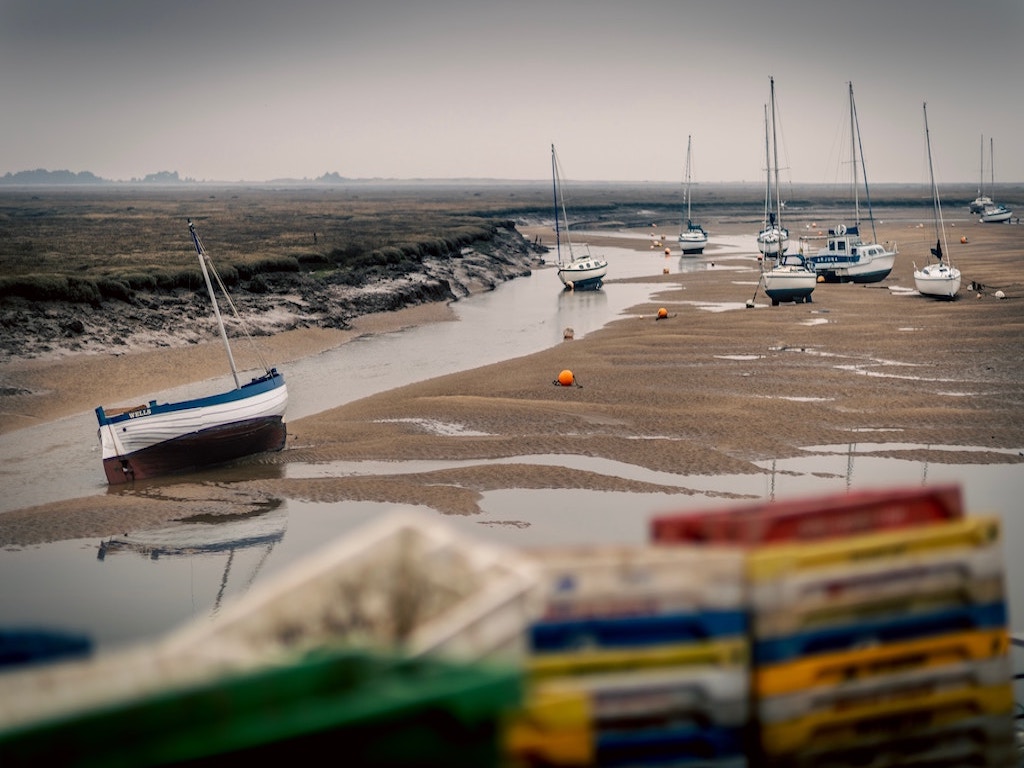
left=846, top=443, right=856, bottom=492
left=96, top=505, right=287, bottom=612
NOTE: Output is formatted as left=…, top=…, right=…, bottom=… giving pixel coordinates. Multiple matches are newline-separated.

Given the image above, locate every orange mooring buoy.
left=557, top=369, right=575, bottom=387
left=657, top=307, right=668, bottom=319
left=961, top=236, right=968, bottom=244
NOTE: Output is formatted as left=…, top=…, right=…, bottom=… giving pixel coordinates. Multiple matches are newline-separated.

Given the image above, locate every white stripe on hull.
left=100, top=384, right=289, bottom=461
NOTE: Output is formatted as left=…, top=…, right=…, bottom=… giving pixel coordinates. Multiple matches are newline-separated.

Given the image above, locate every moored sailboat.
left=968, top=135, right=992, bottom=214
left=914, top=103, right=961, bottom=300
left=94, top=220, right=288, bottom=484
left=550, top=144, right=608, bottom=291
left=756, top=82, right=789, bottom=261
left=978, top=137, right=1013, bottom=224
left=802, top=83, right=897, bottom=284
left=677, top=135, right=708, bottom=256
left=759, top=77, right=815, bottom=306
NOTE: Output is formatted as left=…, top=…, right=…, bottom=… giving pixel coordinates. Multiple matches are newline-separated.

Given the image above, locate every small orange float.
left=657, top=307, right=668, bottom=319
left=557, top=369, right=575, bottom=387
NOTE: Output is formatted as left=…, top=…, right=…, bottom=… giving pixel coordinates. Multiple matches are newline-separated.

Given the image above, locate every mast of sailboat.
left=769, top=76, right=783, bottom=230
left=188, top=219, right=241, bottom=389
left=849, top=82, right=878, bottom=243
left=550, top=145, right=562, bottom=266
left=990, top=137, right=996, bottom=194
left=551, top=144, right=577, bottom=265
left=848, top=82, right=860, bottom=226
left=978, top=134, right=985, bottom=200
left=684, top=135, right=693, bottom=226
left=923, top=103, right=947, bottom=265
left=763, top=104, right=772, bottom=229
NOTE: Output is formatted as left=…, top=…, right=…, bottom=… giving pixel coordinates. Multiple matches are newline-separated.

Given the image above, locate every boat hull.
left=914, top=263, right=961, bottom=300
left=804, top=228, right=897, bottom=284
left=980, top=206, right=1012, bottom=223
left=101, top=416, right=286, bottom=484
left=757, top=227, right=789, bottom=259
left=97, top=371, right=288, bottom=484
left=762, top=257, right=817, bottom=305
left=808, top=251, right=896, bottom=284
left=558, top=258, right=608, bottom=291
left=763, top=274, right=816, bottom=305
left=678, top=230, right=708, bottom=255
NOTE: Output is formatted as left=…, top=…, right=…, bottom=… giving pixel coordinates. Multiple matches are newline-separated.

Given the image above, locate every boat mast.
left=990, top=137, right=996, bottom=193
left=848, top=82, right=860, bottom=226
left=850, top=83, right=878, bottom=242
left=978, top=134, right=985, bottom=199
left=550, top=145, right=562, bottom=266
left=769, top=76, right=783, bottom=229
left=763, top=104, right=772, bottom=228
left=188, top=219, right=241, bottom=389
left=550, top=144, right=576, bottom=264
left=923, top=103, right=947, bottom=265
left=684, top=135, right=693, bottom=226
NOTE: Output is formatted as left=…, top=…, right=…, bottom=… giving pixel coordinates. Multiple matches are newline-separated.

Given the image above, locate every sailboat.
left=760, top=77, right=816, bottom=306
left=802, top=83, right=897, bottom=284
left=550, top=144, right=608, bottom=291
left=913, top=103, right=961, bottom=300
left=979, top=137, right=1013, bottom=223
left=968, top=135, right=993, bottom=214
left=756, top=80, right=789, bottom=260
left=95, top=220, right=289, bottom=484
left=677, top=135, right=708, bottom=255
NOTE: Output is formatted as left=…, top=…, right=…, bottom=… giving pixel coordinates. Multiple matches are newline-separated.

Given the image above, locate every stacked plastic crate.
left=651, top=485, right=1018, bottom=767
left=504, top=545, right=750, bottom=767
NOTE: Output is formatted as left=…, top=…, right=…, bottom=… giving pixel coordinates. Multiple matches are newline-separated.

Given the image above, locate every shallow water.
left=0, top=448, right=1020, bottom=654
left=0, top=239, right=748, bottom=515
left=1, top=233, right=1022, bottom=658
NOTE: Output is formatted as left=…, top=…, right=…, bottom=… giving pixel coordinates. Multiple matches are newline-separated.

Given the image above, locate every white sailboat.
left=756, top=79, right=789, bottom=261
left=95, top=220, right=289, bottom=484
left=914, top=103, right=961, bottom=300
left=760, top=77, right=816, bottom=306
left=979, top=137, right=1013, bottom=223
left=968, top=134, right=992, bottom=214
left=550, top=144, right=608, bottom=291
left=802, top=82, right=897, bottom=284
left=677, top=135, right=708, bottom=256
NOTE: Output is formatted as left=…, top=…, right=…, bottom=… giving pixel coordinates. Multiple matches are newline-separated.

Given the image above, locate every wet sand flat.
left=1, top=218, right=1022, bottom=546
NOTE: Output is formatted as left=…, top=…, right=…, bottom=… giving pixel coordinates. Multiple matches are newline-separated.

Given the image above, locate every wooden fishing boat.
left=95, top=220, right=288, bottom=484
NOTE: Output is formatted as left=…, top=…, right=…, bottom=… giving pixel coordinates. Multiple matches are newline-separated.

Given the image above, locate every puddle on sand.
left=1, top=443, right=1021, bottom=654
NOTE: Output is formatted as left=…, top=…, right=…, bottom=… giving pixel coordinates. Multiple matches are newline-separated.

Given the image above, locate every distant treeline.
left=0, top=170, right=353, bottom=185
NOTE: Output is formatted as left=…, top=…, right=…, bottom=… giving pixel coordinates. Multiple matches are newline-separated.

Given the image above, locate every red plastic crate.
left=651, top=485, right=963, bottom=546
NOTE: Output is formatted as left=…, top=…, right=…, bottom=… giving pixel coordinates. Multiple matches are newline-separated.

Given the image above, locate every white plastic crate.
left=162, top=507, right=544, bottom=666
left=532, top=544, right=747, bottom=620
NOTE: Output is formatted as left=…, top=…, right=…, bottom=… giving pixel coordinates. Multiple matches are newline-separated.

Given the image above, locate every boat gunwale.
left=96, top=370, right=286, bottom=426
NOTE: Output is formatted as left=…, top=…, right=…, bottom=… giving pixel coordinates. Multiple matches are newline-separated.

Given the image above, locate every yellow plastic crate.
left=759, top=681, right=1014, bottom=755
left=759, top=653, right=1012, bottom=724
left=503, top=683, right=592, bottom=766
left=528, top=637, right=748, bottom=681
left=747, top=516, right=1001, bottom=584
left=754, top=627, right=1009, bottom=697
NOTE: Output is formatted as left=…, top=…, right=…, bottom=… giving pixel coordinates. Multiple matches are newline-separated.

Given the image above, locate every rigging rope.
left=203, top=252, right=273, bottom=375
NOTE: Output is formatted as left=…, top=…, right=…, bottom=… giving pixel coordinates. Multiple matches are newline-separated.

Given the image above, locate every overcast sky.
left=2, top=0, right=1021, bottom=184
